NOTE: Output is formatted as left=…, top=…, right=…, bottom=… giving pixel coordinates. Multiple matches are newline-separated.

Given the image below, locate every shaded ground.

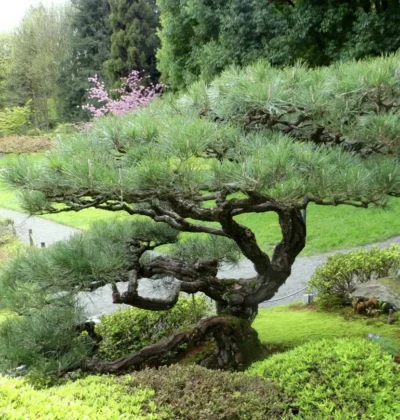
left=1, top=206, right=399, bottom=318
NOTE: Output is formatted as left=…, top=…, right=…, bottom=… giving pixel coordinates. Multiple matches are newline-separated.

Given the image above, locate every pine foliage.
left=1, top=54, right=400, bottom=376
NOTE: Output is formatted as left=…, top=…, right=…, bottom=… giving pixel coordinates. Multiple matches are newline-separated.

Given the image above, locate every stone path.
left=1, top=207, right=399, bottom=317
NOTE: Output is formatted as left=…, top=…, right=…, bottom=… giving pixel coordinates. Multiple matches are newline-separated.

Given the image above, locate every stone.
left=351, top=276, right=400, bottom=310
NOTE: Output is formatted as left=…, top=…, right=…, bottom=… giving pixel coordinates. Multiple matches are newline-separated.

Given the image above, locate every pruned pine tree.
left=2, top=54, right=400, bottom=375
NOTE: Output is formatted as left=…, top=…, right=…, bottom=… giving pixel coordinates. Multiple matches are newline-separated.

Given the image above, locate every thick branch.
left=139, top=257, right=218, bottom=283
left=112, top=269, right=180, bottom=310
left=272, top=209, right=306, bottom=270
left=95, top=202, right=227, bottom=237
left=219, top=214, right=271, bottom=275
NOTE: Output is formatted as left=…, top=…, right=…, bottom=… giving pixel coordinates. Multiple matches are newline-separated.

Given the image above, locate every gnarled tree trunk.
left=84, top=314, right=263, bottom=374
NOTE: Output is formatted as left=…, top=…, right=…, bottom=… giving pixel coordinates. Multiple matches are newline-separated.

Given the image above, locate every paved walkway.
left=0, top=208, right=79, bottom=246
left=1, top=207, right=399, bottom=317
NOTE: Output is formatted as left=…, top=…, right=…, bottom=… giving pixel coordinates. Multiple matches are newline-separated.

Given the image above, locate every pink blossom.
left=82, top=71, right=164, bottom=118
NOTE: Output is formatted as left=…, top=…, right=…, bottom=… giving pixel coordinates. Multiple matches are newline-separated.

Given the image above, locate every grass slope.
left=1, top=154, right=399, bottom=254
left=255, top=304, right=400, bottom=348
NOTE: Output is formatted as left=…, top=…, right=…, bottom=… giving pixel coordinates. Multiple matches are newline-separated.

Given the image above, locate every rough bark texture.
left=81, top=201, right=307, bottom=373
left=84, top=315, right=263, bottom=374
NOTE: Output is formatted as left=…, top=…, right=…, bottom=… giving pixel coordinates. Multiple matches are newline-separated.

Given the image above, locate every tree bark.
left=84, top=315, right=263, bottom=374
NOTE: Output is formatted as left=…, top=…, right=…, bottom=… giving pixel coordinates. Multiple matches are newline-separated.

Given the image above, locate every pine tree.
left=1, top=54, right=399, bottom=375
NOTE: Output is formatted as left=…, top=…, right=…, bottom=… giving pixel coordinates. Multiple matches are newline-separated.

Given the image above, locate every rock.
left=351, top=277, right=400, bottom=310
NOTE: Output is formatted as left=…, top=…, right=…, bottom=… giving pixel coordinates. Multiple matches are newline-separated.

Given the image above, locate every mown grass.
left=254, top=303, right=400, bottom=348
left=0, top=153, right=399, bottom=254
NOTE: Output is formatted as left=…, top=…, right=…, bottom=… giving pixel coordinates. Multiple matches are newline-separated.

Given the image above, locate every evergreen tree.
left=157, top=0, right=400, bottom=89
left=58, top=0, right=112, bottom=122
left=2, top=54, right=399, bottom=375
left=104, top=0, right=160, bottom=85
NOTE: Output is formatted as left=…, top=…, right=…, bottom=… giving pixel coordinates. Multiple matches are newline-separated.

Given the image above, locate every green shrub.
left=96, top=296, right=213, bottom=360
left=0, top=105, right=31, bottom=136
left=308, top=245, right=400, bottom=305
left=0, top=375, right=164, bottom=419
left=249, top=338, right=400, bottom=419
left=131, top=365, right=293, bottom=419
left=0, top=365, right=293, bottom=419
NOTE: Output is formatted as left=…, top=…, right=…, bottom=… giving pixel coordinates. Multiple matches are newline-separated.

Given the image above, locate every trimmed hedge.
left=2, top=339, right=399, bottom=418
left=0, top=375, right=163, bottom=419
left=131, top=365, right=292, bottom=419
left=249, top=338, right=400, bottom=419
left=0, top=366, right=292, bottom=419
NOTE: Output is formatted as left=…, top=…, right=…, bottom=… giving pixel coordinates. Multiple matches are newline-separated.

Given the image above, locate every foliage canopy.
left=157, top=0, right=400, bottom=88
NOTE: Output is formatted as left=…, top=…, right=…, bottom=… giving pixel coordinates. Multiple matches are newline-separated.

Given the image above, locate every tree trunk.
left=200, top=316, right=263, bottom=371
left=84, top=315, right=263, bottom=374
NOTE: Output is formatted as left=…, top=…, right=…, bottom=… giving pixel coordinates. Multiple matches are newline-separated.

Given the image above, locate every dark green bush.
left=131, top=365, right=293, bottom=420
left=308, top=245, right=400, bottom=305
left=96, top=296, right=213, bottom=360
left=249, top=338, right=400, bottom=419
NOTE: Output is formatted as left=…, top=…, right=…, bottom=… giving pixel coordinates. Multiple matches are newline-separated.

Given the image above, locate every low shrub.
left=96, top=296, right=213, bottom=360
left=0, top=365, right=293, bottom=419
left=130, top=365, right=293, bottom=419
left=0, top=105, right=31, bottom=136
left=0, top=135, right=51, bottom=153
left=0, top=375, right=164, bottom=419
left=308, top=245, right=400, bottom=305
left=249, top=338, right=400, bottom=419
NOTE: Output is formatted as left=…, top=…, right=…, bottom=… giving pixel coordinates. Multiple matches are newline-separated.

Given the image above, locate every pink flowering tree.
left=83, top=71, right=163, bottom=118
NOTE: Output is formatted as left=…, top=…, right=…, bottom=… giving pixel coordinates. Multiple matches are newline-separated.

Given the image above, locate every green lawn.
left=1, top=153, right=400, bottom=254
left=254, top=303, right=400, bottom=348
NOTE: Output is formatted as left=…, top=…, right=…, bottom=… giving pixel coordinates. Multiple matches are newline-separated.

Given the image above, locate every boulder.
left=351, top=276, right=400, bottom=310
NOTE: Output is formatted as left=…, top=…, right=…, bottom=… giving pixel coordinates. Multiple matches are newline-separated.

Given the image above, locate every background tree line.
left=0, top=0, right=399, bottom=132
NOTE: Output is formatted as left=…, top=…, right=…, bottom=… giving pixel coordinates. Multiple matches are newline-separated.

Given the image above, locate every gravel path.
left=1, top=207, right=399, bottom=317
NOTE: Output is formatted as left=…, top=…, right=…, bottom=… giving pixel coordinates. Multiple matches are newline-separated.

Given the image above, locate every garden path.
left=1, top=206, right=399, bottom=316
